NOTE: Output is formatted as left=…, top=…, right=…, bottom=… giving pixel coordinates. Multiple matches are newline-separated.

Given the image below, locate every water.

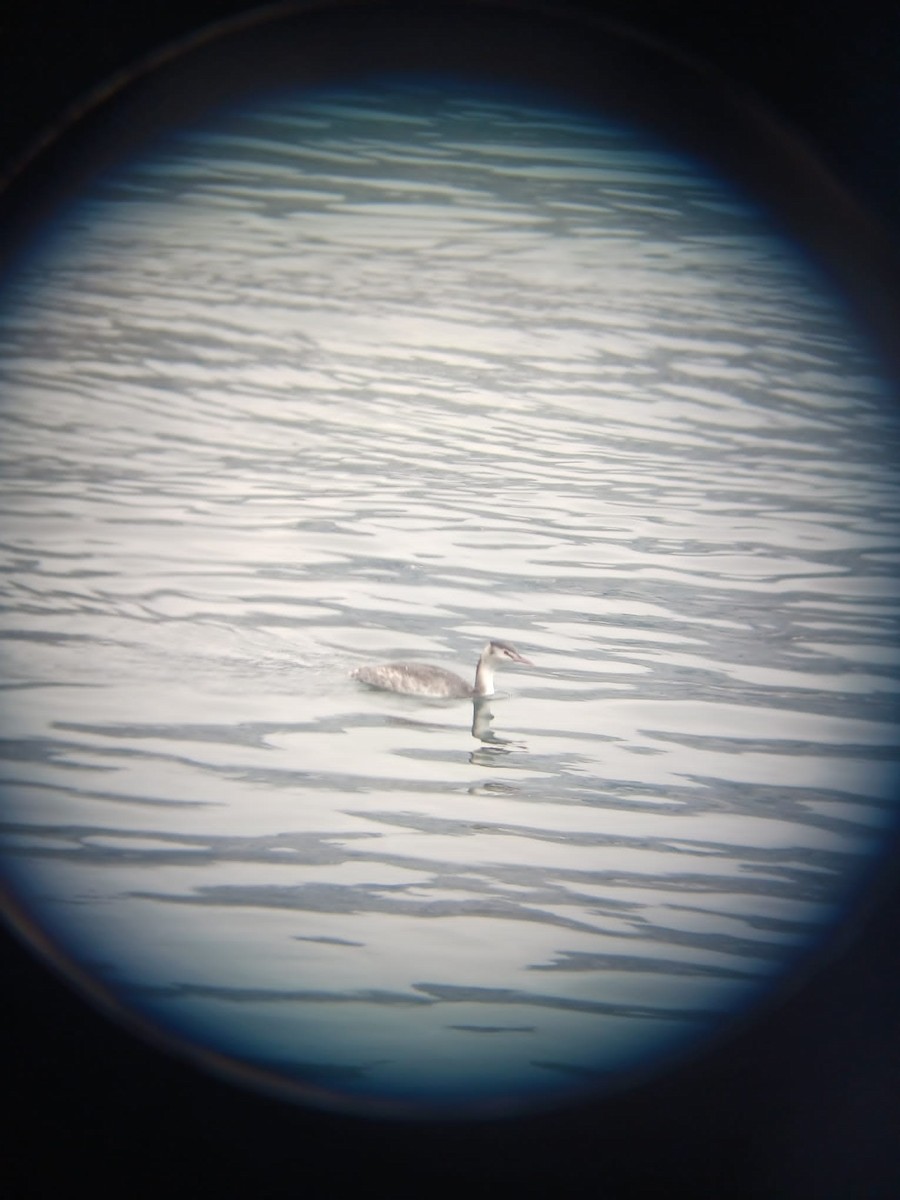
left=1, top=80, right=899, bottom=1118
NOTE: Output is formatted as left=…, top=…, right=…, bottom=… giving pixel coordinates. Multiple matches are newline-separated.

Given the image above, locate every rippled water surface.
left=1, top=81, right=899, bottom=1116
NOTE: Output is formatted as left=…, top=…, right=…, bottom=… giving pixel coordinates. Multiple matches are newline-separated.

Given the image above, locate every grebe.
left=352, top=639, right=533, bottom=699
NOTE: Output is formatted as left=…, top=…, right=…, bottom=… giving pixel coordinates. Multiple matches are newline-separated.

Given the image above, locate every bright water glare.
left=1, top=79, right=899, bottom=1117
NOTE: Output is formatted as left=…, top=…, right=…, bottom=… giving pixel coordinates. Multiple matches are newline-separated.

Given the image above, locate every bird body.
left=352, top=639, right=533, bottom=699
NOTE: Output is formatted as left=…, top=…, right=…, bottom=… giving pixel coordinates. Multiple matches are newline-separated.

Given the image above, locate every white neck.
left=474, top=656, right=495, bottom=697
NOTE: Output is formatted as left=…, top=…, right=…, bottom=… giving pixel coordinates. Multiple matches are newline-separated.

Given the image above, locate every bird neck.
left=474, top=656, right=495, bottom=697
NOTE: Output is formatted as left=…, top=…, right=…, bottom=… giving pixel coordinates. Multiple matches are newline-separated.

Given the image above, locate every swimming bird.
left=351, top=639, right=533, bottom=699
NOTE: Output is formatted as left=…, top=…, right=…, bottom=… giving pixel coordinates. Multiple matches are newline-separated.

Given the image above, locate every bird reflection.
left=470, top=697, right=526, bottom=753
